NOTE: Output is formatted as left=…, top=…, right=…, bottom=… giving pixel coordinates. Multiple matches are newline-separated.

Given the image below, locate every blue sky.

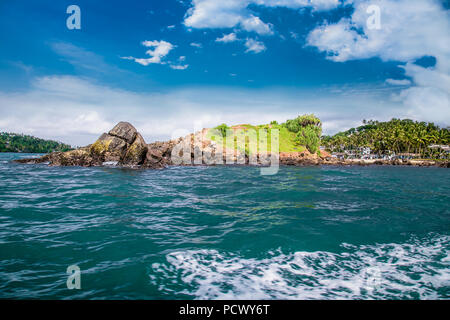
left=0, top=0, right=449, bottom=145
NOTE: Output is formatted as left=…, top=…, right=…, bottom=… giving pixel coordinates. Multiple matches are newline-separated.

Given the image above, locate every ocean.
left=0, top=153, right=449, bottom=299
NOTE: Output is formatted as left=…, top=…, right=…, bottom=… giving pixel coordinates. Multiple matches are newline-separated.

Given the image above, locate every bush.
left=215, top=124, right=229, bottom=137
left=283, top=114, right=322, bottom=153
left=296, top=126, right=321, bottom=154
left=285, top=114, right=321, bottom=133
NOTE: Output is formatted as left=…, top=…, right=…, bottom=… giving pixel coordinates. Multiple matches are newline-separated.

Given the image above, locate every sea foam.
left=151, top=234, right=450, bottom=300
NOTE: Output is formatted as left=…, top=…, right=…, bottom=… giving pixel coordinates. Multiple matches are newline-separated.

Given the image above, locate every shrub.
left=215, top=124, right=229, bottom=137
left=285, top=114, right=321, bottom=133
left=283, top=114, right=322, bottom=153
left=295, top=126, right=321, bottom=154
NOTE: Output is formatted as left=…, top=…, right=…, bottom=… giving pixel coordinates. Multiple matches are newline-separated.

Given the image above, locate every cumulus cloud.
left=307, top=0, right=449, bottom=63
left=169, top=64, right=189, bottom=70
left=123, top=40, right=174, bottom=66
left=245, top=38, right=266, bottom=53
left=168, top=56, right=189, bottom=70
left=216, top=33, right=238, bottom=43
left=215, top=33, right=266, bottom=54
left=183, top=0, right=340, bottom=35
left=240, top=15, right=273, bottom=35
left=307, top=0, right=450, bottom=124
left=386, top=79, right=411, bottom=86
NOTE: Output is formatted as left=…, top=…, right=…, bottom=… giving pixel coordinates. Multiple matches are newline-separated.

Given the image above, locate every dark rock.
left=90, top=133, right=128, bottom=162
left=121, top=133, right=147, bottom=165
left=145, top=149, right=163, bottom=164
left=50, top=148, right=95, bottom=167
left=439, top=162, right=450, bottom=168
left=108, top=122, right=137, bottom=144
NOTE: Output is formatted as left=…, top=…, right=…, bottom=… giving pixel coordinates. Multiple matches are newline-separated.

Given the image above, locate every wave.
left=151, top=234, right=450, bottom=299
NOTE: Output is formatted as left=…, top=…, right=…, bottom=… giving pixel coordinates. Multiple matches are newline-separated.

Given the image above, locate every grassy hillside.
left=206, top=115, right=324, bottom=155
left=0, top=132, right=73, bottom=153
left=229, top=123, right=305, bottom=153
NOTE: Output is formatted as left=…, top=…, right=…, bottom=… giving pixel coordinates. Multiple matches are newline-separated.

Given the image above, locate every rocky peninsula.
left=15, top=122, right=450, bottom=168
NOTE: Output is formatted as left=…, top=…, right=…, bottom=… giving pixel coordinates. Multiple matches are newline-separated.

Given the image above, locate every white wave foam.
left=102, top=161, right=118, bottom=166
left=150, top=234, right=450, bottom=299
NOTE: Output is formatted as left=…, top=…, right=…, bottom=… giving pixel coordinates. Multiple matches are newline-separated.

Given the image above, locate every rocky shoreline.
left=15, top=122, right=450, bottom=169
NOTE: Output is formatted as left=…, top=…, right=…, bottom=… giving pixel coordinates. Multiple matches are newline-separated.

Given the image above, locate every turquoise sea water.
left=0, top=153, right=449, bottom=299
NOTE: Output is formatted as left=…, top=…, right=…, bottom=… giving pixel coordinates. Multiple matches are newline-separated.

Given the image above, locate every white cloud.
left=190, top=42, right=203, bottom=48
left=307, top=1, right=449, bottom=63
left=397, top=86, right=450, bottom=123
left=240, top=15, right=273, bottom=35
left=3, top=75, right=440, bottom=146
left=216, top=33, right=266, bottom=54
left=51, top=42, right=127, bottom=75
left=386, top=79, right=411, bottom=86
left=307, top=0, right=450, bottom=124
left=245, top=38, right=266, bottom=53
left=123, top=40, right=174, bottom=66
left=216, top=33, right=238, bottom=42
left=183, top=0, right=340, bottom=35
left=170, top=64, right=189, bottom=70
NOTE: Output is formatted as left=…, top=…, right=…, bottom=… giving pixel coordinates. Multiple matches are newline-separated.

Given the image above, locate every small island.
left=14, top=115, right=450, bottom=169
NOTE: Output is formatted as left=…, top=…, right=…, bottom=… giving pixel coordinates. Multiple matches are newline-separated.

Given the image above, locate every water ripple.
left=0, top=153, right=448, bottom=299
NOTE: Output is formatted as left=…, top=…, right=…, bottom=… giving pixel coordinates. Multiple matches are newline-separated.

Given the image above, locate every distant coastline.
left=0, top=132, right=72, bottom=154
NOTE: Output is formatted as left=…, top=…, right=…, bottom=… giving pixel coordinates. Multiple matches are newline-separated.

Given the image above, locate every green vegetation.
left=214, top=124, right=230, bottom=138
left=283, top=114, right=322, bottom=154
left=321, top=119, right=450, bottom=158
left=0, top=132, right=72, bottom=153
left=207, top=114, right=325, bottom=154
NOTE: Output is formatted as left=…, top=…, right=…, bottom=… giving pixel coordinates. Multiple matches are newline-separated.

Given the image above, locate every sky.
left=0, top=0, right=449, bottom=146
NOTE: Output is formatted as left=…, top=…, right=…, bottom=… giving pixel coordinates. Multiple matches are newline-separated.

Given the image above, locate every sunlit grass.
left=205, top=123, right=305, bottom=155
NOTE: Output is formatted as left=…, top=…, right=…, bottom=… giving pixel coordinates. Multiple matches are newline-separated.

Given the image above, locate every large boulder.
left=90, top=132, right=128, bottom=162
left=18, top=121, right=149, bottom=167
left=144, top=141, right=174, bottom=168
left=108, top=122, right=137, bottom=144
left=122, top=132, right=148, bottom=165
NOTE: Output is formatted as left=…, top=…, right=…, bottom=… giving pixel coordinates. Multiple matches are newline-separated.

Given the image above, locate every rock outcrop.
left=108, top=121, right=137, bottom=144
left=90, top=133, right=128, bottom=162
left=122, top=133, right=148, bottom=165
left=15, top=121, right=449, bottom=169
left=16, top=122, right=151, bottom=167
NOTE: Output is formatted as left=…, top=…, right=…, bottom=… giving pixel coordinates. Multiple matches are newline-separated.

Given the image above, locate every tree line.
left=0, top=132, right=73, bottom=153
left=321, top=119, right=450, bottom=158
